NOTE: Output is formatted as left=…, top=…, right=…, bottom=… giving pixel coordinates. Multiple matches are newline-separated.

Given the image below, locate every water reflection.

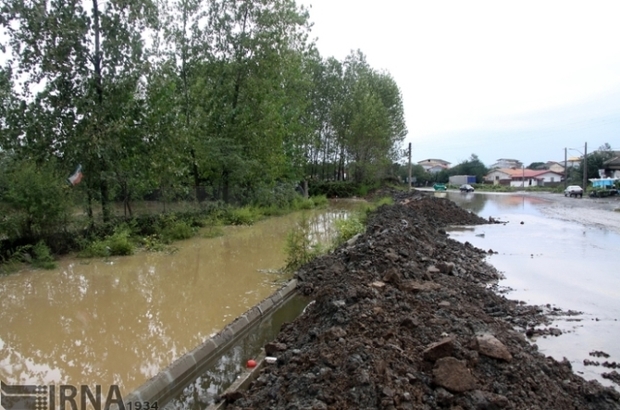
left=165, top=296, right=309, bottom=409
left=0, top=205, right=351, bottom=393
left=445, top=191, right=620, bottom=389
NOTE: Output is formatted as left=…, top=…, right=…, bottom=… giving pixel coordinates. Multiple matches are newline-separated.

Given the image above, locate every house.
left=489, top=158, right=523, bottom=169
left=484, top=168, right=564, bottom=187
left=417, top=159, right=451, bottom=174
left=602, top=156, right=620, bottom=178
left=546, top=161, right=566, bottom=174
left=566, top=156, right=582, bottom=168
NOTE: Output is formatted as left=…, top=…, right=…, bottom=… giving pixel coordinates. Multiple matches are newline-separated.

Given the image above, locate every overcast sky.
left=297, top=0, right=620, bottom=167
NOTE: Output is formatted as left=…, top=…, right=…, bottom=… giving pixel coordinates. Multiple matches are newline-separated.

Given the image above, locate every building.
left=484, top=168, right=564, bottom=187
left=545, top=161, right=566, bottom=174
left=602, top=156, right=620, bottom=178
left=417, top=159, right=451, bottom=174
left=489, top=158, right=523, bottom=169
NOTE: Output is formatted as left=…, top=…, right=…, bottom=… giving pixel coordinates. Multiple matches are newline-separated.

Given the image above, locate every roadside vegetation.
left=284, top=195, right=394, bottom=273
left=0, top=1, right=408, bottom=273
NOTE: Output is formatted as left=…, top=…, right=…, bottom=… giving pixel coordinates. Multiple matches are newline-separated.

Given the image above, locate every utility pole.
left=582, top=142, right=588, bottom=192
left=564, top=147, right=567, bottom=188
left=408, top=142, right=412, bottom=191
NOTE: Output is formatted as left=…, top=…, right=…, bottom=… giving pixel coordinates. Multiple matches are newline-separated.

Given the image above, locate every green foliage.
left=334, top=216, right=365, bottom=246
left=284, top=213, right=327, bottom=273
left=308, top=181, right=360, bottom=198
left=223, top=206, right=262, bottom=226
left=161, top=221, right=193, bottom=242
left=31, top=241, right=57, bottom=270
left=310, top=195, right=329, bottom=207
left=80, top=227, right=134, bottom=258
left=0, top=159, right=71, bottom=240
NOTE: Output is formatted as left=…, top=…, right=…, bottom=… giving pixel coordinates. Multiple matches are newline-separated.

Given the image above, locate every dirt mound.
left=227, top=190, right=620, bottom=409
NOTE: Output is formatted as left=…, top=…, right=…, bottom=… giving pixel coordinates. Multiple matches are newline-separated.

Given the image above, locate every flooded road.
left=446, top=191, right=620, bottom=389
left=0, top=204, right=354, bottom=393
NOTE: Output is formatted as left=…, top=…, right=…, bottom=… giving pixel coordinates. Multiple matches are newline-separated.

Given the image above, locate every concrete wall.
left=123, top=279, right=298, bottom=409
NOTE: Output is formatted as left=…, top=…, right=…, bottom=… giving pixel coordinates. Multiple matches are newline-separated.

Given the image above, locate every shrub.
left=161, top=221, right=193, bottom=242
left=31, top=241, right=56, bottom=270
left=284, top=213, right=326, bottom=273
left=334, top=215, right=365, bottom=246
left=0, top=159, right=71, bottom=240
left=80, top=227, right=134, bottom=257
left=310, top=195, right=329, bottom=207
left=224, top=206, right=261, bottom=225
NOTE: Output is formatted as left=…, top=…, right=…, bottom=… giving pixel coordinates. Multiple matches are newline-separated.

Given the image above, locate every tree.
left=448, top=154, right=488, bottom=183
left=2, top=0, right=158, bottom=222
left=578, top=143, right=614, bottom=180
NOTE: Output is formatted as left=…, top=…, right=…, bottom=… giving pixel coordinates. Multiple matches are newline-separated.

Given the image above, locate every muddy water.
left=0, top=203, right=355, bottom=393
left=446, top=191, right=620, bottom=389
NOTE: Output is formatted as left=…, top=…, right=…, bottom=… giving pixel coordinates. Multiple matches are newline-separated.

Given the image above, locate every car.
left=459, top=184, right=475, bottom=192
left=564, top=185, right=583, bottom=198
left=433, top=183, right=447, bottom=191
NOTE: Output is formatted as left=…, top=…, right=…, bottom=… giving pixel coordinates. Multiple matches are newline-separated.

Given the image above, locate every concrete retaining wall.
left=123, top=279, right=298, bottom=408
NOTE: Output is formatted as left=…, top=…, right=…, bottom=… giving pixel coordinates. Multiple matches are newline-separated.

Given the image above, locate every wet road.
left=445, top=191, right=620, bottom=389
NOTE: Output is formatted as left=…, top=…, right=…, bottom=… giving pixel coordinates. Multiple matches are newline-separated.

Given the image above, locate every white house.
left=489, top=158, right=523, bottom=169
left=417, top=159, right=450, bottom=174
left=485, top=168, right=563, bottom=187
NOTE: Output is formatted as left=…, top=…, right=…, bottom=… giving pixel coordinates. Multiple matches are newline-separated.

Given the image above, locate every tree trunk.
left=92, top=0, right=110, bottom=222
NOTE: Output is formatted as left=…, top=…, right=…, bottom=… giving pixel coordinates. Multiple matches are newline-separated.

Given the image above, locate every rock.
left=264, top=342, right=287, bottom=356
left=468, top=389, right=510, bottom=409
left=435, top=387, right=454, bottom=406
left=400, top=280, right=441, bottom=293
left=371, top=281, right=386, bottom=288
left=427, top=265, right=440, bottom=274
left=433, top=357, right=477, bottom=393
left=423, top=337, right=455, bottom=362
left=436, top=261, right=455, bottom=274
left=438, top=301, right=451, bottom=308
left=475, top=334, right=512, bottom=362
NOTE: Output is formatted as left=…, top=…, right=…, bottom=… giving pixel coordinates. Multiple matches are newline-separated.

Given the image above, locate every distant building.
left=603, top=156, right=620, bottom=179
left=489, top=158, right=523, bottom=169
left=545, top=161, right=566, bottom=174
left=484, top=168, right=563, bottom=187
left=417, top=159, right=451, bottom=174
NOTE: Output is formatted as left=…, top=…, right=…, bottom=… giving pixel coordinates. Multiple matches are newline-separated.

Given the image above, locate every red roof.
left=495, top=168, right=563, bottom=179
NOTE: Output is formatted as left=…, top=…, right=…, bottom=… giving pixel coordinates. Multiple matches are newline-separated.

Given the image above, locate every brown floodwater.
left=445, top=191, right=620, bottom=390
left=0, top=203, right=356, bottom=394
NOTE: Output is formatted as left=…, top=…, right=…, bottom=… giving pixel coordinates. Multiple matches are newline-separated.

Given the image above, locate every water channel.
left=445, top=191, right=620, bottom=390
left=0, top=202, right=357, bottom=395
left=3, top=192, right=619, bottom=396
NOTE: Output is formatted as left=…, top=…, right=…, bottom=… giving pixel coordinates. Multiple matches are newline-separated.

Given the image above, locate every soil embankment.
left=224, top=190, right=620, bottom=409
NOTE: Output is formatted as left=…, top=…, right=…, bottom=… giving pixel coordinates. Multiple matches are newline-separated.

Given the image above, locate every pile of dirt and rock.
left=226, top=190, right=620, bottom=409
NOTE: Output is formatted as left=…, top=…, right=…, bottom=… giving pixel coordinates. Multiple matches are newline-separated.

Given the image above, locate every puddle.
left=446, top=191, right=620, bottom=389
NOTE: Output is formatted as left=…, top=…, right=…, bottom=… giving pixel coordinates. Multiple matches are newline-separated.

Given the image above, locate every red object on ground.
left=246, top=359, right=257, bottom=368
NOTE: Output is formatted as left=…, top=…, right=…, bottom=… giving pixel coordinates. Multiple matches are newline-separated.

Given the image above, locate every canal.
left=0, top=202, right=356, bottom=393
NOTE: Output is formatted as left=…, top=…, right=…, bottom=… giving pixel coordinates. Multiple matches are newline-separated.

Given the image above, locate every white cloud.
left=299, top=0, right=620, bottom=163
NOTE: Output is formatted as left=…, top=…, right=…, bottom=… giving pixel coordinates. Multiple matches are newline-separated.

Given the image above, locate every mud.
left=224, top=190, right=620, bottom=409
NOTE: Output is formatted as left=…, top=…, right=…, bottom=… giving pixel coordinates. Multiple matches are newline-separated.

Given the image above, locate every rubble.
left=228, top=191, right=620, bottom=409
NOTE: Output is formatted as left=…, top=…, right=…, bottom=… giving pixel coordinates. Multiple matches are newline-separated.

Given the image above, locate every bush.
left=310, top=195, right=329, bottom=207
left=161, top=220, right=193, bottom=242
left=308, top=181, right=360, bottom=198
left=334, top=216, right=365, bottom=246
left=224, top=206, right=261, bottom=225
left=31, top=241, right=56, bottom=270
left=284, top=213, right=326, bottom=273
left=0, top=159, right=72, bottom=240
left=80, top=227, right=134, bottom=257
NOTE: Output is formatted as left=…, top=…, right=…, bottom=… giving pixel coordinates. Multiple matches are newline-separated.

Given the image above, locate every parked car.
left=564, top=185, right=583, bottom=198
left=459, top=184, right=475, bottom=193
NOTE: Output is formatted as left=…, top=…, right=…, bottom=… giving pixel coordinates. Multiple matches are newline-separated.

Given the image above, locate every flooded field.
left=0, top=203, right=355, bottom=394
left=446, top=191, right=620, bottom=389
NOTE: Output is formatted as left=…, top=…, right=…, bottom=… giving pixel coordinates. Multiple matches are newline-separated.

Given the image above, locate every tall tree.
left=1, top=0, right=157, bottom=221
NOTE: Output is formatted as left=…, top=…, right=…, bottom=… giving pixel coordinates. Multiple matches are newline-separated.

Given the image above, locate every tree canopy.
left=0, top=0, right=407, bottom=225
